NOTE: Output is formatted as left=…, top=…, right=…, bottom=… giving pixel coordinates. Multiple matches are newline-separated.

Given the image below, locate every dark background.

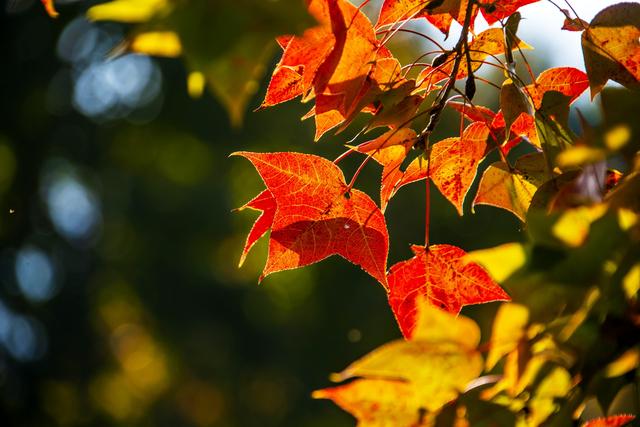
left=0, top=1, right=536, bottom=426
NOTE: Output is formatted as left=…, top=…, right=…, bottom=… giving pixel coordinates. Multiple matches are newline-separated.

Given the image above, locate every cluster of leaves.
left=44, top=0, right=640, bottom=425
left=237, top=0, right=640, bottom=425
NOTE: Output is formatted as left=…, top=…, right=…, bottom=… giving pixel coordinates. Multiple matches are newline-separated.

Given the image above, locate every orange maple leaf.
left=234, top=151, right=389, bottom=287
left=582, top=414, right=636, bottom=427
left=388, top=244, right=509, bottom=338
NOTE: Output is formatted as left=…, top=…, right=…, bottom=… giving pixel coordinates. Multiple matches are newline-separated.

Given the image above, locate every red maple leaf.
left=388, top=244, right=509, bottom=338
left=260, top=0, right=337, bottom=108
left=582, top=415, right=636, bottom=427
left=234, top=151, right=389, bottom=287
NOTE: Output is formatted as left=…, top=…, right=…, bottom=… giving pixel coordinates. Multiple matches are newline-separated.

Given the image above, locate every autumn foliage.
left=61, top=0, right=640, bottom=425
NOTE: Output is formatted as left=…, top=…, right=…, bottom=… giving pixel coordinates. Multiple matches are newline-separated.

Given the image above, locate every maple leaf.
left=364, top=122, right=494, bottom=214
left=260, top=0, right=337, bottom=108
left=311, top=0, right=380, bottom=139
left=582, top=415, right=636, bottom=427
left=473, top=153, right=547, bottom=222
left=429, top=122, right=492, bottom=215
left=387, top=244, right=509, bottom=338
left=580, top=3, right=640, bottom=97
left=233, top=151, right=389, bottom=287
left=317, top=301, right=483, bottom=419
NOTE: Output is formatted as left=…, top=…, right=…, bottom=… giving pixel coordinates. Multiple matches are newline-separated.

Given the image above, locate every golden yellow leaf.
left=558, top=287, right=600, bottom=342
left=313, top=379, right=430, bottom=427
left=605, top=125, right=632, bottom=151
left=130, top=31, right=182, bottom=57
left=605, top=348, right=640, bottom=378
left=331, top=301, right=482, bottom=413
left=556, top=146, right=607, bottom=168
left=617, top=208, right=638, bottom=231
left=473, top=154, right=546, bottom=222
left=551, top=204, right=607, bottom=247
left=581, top=3, right=640, bottom=97
left=87, top=0, right=169, bottom=23
left=622, top=263, right=640, bottom=299
left=486, top=303, right=529, bottom=370
left=464, top=243, right=526, bottom=283
left=528, top=366, right=572, bottom=426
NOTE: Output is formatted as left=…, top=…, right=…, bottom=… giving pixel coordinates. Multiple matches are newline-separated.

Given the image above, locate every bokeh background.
left=0, top=0, right=615, bottom=425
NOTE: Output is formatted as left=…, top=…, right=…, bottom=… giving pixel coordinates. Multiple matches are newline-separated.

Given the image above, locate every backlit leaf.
left=233, top=152, right=389, bottom=287
left=430, top=122, right=492, bottom=215
left=387, top=244, right=509, bottom=338
left=486, top=303, right=529, bottom=370
left=464, top=243, right=526, bottom=283
left=313, top=379, right=430, bottom=427
left=581, top=3, right=640, bottom=97
left=473, top=153, right=546, bottom=222
left=583, top=414, right=636, bottom=427
left=527, top=67, right=589, bottom=109
left=331, top=301, right=483, bottom=412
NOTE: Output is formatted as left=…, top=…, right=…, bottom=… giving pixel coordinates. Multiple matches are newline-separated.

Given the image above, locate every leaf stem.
left=418, top=0, right=476, bottom=247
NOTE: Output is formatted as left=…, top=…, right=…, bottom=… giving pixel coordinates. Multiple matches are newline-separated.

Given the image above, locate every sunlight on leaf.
left=486, top=303, right=529, bottom=370
left=464, top=243, right=526, bottom=283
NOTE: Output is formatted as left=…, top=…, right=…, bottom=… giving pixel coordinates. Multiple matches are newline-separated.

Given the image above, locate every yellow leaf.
left=313, top=379, right=430, bottom=427
left=332, top=301, right=482, bottom=412
left=556, top=146, right=606, bottom=168
left=558, top=287, right=600, bottom=342
left=187, top=71, right=206, bottom=99
left=130, top=32, right=182, bottom=57
left=528, top=366, right=572, bottom=426
left=581, top=3, right=640, bottom=97
left=605, top=348, right=640, bottom=378
left=618, top=208, right=638, bottom=231
left=87, top=0, right=169, bottom=23
left=623, top=263, right=640, bottom=299
left=605, top=125, right=631, bottom=151
left=552, top=204, right=607, bottom=247
left=473, top=154, right=546, bottom=222
left=486, top=303, right=529, bottom=370
left=464, top=243, right=526, bottom=283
